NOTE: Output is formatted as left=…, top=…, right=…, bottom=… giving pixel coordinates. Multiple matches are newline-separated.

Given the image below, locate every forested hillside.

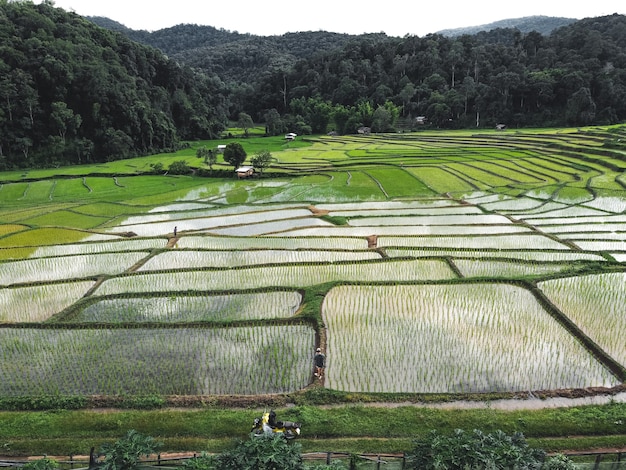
left=227, top=14, right=626, bottom=130
left=0, top=0, right=228, bottom=170
left=3, top=0, right=626, bottom=171
left=99, top=13, right=626, bottom=134
left=436, top=15, right=576, bottom=37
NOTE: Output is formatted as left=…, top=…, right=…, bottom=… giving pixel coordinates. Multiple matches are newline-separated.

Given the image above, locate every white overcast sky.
left=39, top=0, right=626, bottom=37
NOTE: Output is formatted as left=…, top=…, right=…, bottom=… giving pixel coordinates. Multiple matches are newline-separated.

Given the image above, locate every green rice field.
left=0, top=126, right=625, bottom=400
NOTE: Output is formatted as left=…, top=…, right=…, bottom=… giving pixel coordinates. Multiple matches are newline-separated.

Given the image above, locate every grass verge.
left=0, top=404, right=625, bottom=456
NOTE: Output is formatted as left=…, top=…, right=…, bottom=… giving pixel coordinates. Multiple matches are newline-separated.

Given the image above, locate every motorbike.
left=251, top=410, right=301, bottom=439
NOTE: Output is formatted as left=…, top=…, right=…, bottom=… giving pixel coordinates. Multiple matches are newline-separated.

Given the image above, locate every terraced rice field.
left=0, top=127, right=625, bottom=399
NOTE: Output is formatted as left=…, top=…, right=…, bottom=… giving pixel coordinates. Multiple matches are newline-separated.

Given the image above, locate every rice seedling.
left=405, top=167, right=475, bottom=193
left=0, top=252, right=148, bottom=286
left=21, top=210, right=110, bottom=230
left=461, top=192, right=509, bottom=203
left=539, top=223, right=626, bottom=234
left=377, top=234, right=571, bottom=250
left=26, top=238, right=167, bottom=258
left=71, top=202, right=147, bottom=217
left=147, top=202, right=215, bottom=212
left=322, top=284, right=619, bottom=393
left=469, top=161, right=546, bottom=184
left=0, top=224, right=28, bottom=236
left=280, top=225, right=532, bottom=238
left=263, top=170, right=386, bottom=203
left=364, top=168, right=434, bottom=198
left=327, top=205, right=484, bottom=217
left=582, top=196, right=626, bottom=213
left=568, top=241, right=626, bottom=251
left=347, top=214, right=513, bottom=226
left=117, top=207, right=310, bottom=227
left=538, top=273, right=626, bottom=367
left=95, top=259, right=457, bottom=295
left=446, top=163, right=514, bottom=187
left=176, top=235, right=367, bottom=250
left=0, top=324, right=314, bottom=396
left=139, top=249, right=381, bottom=271
left=513, top=201, right=569, bottom=214
left=73, top=291, right=302, bottom=322
left=209, top=217, right=333, bottom=236
left=385, top=248, right=604, bottom=262
left=0, top=281, right=94, bottom=322
left=521, top=210, right=620, bottom=224
left=316, top=200, right=457, bottom=211
left=0, top=228, right=90, bottom=248
left=1, top=129, right=625, bottom=405
left=553, top=187, right=595, bottom=204
left=479, top=197, right=548, bottom=212
left=453, top=259, right=576, bottom=278
left=106, top=210, right=329, bottom=237
left=562, top=232, right=626, bottom=242
left=0, top=247, right=37, bottom=261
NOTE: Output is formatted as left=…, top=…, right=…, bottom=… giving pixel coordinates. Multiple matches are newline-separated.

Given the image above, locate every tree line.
left=93, top=11, right=626, bottom=135
left=225, top=15, right=626, bottom=133
left=3, top=1, right=626, bottom=170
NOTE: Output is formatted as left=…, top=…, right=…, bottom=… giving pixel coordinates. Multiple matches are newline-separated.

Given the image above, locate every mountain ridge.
left=89, top=14, right=577, bottom=41
left=436, top=15, right=577, bottom=36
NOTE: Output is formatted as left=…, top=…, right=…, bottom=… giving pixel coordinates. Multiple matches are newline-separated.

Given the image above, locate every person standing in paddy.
left=314, top=347, right=325, bottom=379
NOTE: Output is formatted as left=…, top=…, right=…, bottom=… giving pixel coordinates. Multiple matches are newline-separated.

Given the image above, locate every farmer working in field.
left=314, top=347, right=325, bottom=379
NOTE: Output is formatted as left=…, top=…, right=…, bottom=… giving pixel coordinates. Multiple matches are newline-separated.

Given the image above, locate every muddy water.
left=359, top=392, right=626, bottom=411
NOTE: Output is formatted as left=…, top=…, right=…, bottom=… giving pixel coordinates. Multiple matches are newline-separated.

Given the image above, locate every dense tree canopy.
left=125, top=13, right=626, bottom=131
left=0, top=0, right=228, bottom=170
left=223, top=142, right=247, bottom=169
left=254, top=15, right=626, bottom=131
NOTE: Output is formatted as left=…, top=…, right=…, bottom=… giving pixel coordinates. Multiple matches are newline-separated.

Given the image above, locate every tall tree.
left=250, top=149, right=273, bottom=174
left=237, top=112, right=254, bottom=137
left=223, top=142, right=247, bottom=169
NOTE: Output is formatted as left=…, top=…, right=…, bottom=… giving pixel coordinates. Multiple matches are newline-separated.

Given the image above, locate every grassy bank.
left=1, top=403, right=625, bottom=456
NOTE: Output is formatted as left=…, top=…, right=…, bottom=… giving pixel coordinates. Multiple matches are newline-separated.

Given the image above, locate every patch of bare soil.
left=366, top=235, right=378, bottom=248
left=308, top=205, right=330, bottom=216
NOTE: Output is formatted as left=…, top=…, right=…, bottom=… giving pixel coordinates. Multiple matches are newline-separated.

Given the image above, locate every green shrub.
left=406, top=429, right=546, bottom=469
left=214, top=435, right=303, bottom=470
left=168, top=160, right=191, bottom=175
left=118, top=395, right=166, bottom=410
left=99, top=430, right=162, bottom=470
left=0, top=395, right=87, bottom=411
left=21, top=458, right=59, bottom=470
left=182, top=452, right=215, bottom=470
left=542, top=454, right=577, bottom=470
left=307, top=462, right=347, bottom=470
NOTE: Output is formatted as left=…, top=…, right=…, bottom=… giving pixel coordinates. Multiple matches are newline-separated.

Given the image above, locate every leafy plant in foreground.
left=98, top=429, right=162, bottom=470
left=21, top=458, right=59, bottom=470
left=182, top=452, right=215, bottom=470
left=406, top=429, right=546, bottom=469
left=213, top=435, right=303, bottom=470
left=542, top=454, right=578, bottom=470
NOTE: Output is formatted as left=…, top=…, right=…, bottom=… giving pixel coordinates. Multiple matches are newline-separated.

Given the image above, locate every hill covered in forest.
left=0, top=1, right=228, bottom=170
left=436, top=15, right=577, bottom=36
left=3, top=1, right=626, bottom=171
left=92, top=12, right=626, bottom=134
